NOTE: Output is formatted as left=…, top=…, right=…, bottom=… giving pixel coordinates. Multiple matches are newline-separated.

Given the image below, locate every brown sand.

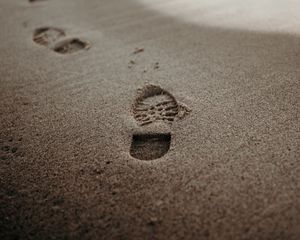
left=0, top=0, right=300, bottom=239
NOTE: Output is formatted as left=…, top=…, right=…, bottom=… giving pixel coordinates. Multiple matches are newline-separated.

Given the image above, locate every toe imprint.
left=132, top=84, right=189, bottom=126
left=33, top=27, right=65, bottom=46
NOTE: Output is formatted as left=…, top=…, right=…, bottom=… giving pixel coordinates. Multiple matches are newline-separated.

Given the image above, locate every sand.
left=0, top=0, right=299, bottom=239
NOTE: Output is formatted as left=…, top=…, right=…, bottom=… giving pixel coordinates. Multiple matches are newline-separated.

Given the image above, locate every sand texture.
left=0, top=0, right=300, bottom=239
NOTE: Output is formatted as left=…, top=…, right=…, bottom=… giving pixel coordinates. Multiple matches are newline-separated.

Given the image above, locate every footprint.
left=33, top=27, right=90, bottom=54
left=130, top=133, right=171, bottom=161
left=33, top=27, right=65, bottom=46
left=0, top=137, right=23, bottom=161
left=52, top=38, right=90, bottom=54
left=132, top=84, right=189, bottom=126
left=130, top=84, right=190, bottom=161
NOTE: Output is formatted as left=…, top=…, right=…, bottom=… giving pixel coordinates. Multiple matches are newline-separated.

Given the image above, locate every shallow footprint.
left=130, top=84, right=189, bottom=161
left=33, top=27, right=65, bottom=46
left=52, top=38, right=90, bottom=54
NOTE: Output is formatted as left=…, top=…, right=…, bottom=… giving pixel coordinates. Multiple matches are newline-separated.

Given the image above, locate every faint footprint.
left=33, top=27, right=90, bottom=54
left=0, top=137, right=23, bottom=161
left=52, top=38, right=90, bottom=54
left=33, top=27, right=65, bottom=46
left=130, top=84, right=190, bottom=161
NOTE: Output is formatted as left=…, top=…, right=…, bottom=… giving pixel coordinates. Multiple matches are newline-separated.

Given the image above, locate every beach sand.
left=0, top=0, right=299, bottom=239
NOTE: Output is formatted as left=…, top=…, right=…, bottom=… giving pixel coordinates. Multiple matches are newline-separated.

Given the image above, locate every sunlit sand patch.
left=136, top=0, right=300, bottom=34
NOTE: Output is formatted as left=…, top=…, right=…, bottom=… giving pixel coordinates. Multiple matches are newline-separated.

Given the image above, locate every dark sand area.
left=0, top=0, right=300, bottom=239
